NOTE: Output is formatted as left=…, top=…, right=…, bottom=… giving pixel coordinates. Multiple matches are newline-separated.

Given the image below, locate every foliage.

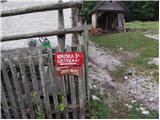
left=81, top=1, right=159, bottom=23
left=124, top=1, right=159, bottom=22
left=57, top=103, right=66, bottom=112
left=128, top=102, right=159, bottom=119
left=57, top=92, right=66, bottom=112
left=57, top=92, right=65, bottom=100
left=126, top=21, right=159, bottom=30
left=80, top=1, right=100, bottom=23
left=31, top=91, right=45, bottom=119
left=90, top=100, right=111, bottom=119
left=36, top=106, right=46, bottom=119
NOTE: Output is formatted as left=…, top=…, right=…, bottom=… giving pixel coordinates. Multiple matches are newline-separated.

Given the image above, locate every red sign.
left=55, top=66, right=82, bottom=76
left=54, top=52, right=84, bottom=66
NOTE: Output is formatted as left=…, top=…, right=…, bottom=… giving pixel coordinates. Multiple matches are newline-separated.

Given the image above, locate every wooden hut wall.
left=117, top=13, right=125, bottom=32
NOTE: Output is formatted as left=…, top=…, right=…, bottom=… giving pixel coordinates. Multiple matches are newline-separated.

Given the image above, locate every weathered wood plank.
left=1, top=1, right=82, bottom=17
left=1, top=86, right=11, bottom=118
left=27, top=49, right=42, bottom=107
left=69, top=75, right=77, bottom=118
left=8, top=56, right=27, bottom=118
left=77, top=76, right=85, bottom=118
left=1, top=59, right=19, bottom=118
left=37, top=48, right=52, bottom=118
left=72, top=7, right=79, bottom=47
left=17, top=54, right=35, bottom=118
left=83, top=22, right=90, bottom=103
left=57, top=1, right=65, bottom=51
left=60, top=76, right=69, bottom=118
left=1, top=27, right=83, bottom=42
left=46, top=48, right=61, bottom=118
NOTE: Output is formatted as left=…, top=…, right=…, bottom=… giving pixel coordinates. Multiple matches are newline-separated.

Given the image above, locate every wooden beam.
left=1, top=27, right=83, bottom=42
left=1, top=1, right=82, bottom=17
left=57, top=0, right=65, bottom=51
left=91, top=13, right=97, bottom=29
left=71, top=7, right=79, bottom=46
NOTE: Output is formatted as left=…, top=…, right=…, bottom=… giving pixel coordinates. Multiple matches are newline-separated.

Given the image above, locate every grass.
left=109, top=65, right=127, bottom=83
left=90, top=100, right=112, bottom=119
left=90, top=32, right=158, bottom=67
left=128, top=102, right=159, bottom=119
left=90, top=89, right=159, bottom=119
left=126, top=21, right=159, bottom=30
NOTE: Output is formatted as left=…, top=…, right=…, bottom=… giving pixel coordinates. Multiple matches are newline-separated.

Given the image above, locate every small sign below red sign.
left=55, top=66, right=82, bottom=76
left=54, top=52, right=84, bottom=66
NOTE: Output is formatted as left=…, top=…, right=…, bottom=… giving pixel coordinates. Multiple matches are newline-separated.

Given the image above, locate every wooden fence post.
left=57, top=0, right=65, bottom=51
left=72, top=7, right=79, bottom=48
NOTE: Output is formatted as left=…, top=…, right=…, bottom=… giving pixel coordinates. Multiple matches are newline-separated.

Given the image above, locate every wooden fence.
left=1, top=1, right=89, bottom=119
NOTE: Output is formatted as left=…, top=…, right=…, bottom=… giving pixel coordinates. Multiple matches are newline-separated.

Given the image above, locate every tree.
left=81, top=1, right=159, bottom=23
left=80, top=1, right=100, bottom=23
left=124, top=1, right=159, bottom=22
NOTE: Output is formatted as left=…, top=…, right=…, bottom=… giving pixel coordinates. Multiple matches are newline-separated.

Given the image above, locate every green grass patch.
left=90, top=100, right=111, bottom=119
left=90, top=32, right=158, bottom=67
left=126, top=21, right=159, bottom=30
left=128, top=102, right=159, bottom=119
left=109, top=65, right=127, bottom=83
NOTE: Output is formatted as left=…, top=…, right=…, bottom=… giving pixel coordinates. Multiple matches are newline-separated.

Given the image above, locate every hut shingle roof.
left=90, top=1, right=129, bottom=14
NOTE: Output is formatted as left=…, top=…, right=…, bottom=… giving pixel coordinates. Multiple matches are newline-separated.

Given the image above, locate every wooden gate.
left=1, top=1, right=89, bottom=119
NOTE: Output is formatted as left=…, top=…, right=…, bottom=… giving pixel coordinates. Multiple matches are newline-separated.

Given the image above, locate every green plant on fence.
left=31, top=91, right=45, bottom=119
left=57, top=92, right=65, bottom=100
left=57, top=103, right=66, bottom=112
left=57, top=92, right=66, bottom=112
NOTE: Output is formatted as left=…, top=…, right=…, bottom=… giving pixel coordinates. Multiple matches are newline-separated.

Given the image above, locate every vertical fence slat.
left=69, top=75, right=77, bottom=118
left=18, top=54, right=35, bottom=118
left=1, top=59, right=18, bottom=118
left=1, top=85, right=11, bottom=118
left=37, top=48, right=52, bottom=118
left=60, top=76, right=69, bottom=118
left=78, top=76, right=85, bottom=118
left=47, top=48, right=60, bottom=118
left=83, top=22, right=90, bottom=103
left=8, top=56, right=27, bottom=118
left=27, top=49, right=42, bottom=108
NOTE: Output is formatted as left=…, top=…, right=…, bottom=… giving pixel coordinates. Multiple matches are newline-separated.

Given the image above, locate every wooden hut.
left=90, top=1, right=129, bottom=33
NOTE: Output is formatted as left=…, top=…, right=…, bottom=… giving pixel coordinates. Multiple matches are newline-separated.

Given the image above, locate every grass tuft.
left=126, top=21, right=159, bottom=30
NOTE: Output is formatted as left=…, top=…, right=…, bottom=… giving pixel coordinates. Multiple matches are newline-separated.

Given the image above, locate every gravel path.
left=144, top=30, right=159, bottom=40
left=88, top=41, right=159, bottom=111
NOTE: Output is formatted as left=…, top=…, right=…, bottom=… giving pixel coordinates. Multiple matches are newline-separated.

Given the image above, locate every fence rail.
left=1, top=1, right=82, bottom=17
left=1, top=27, right=83, bottom=41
